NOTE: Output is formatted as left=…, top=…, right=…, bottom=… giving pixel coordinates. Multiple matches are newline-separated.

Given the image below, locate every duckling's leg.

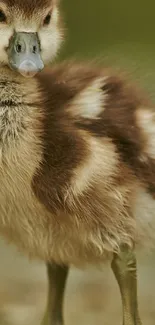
left=111, top=246, right=142, bottom=325
left=41, top=263, right=68, bottom=325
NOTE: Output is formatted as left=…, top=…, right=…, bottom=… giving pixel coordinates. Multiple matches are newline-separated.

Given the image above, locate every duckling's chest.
left=0, top=138, right=50, bottom=252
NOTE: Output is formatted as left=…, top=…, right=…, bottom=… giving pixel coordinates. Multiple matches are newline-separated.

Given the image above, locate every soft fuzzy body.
left=0, top=62, right=154, bottom=267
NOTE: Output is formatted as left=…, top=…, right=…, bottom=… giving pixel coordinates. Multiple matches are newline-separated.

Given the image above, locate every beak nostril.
left=16, top=44, right=22, bottom=53
left=33, top=46, right=37, bottom=54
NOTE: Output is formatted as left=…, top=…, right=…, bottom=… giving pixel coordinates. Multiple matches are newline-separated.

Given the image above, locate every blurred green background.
left=60, top=0, right=155, bottom=98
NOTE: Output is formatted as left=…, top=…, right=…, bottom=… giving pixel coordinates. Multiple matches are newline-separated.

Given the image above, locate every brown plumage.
left=0, top=0, right=153, bottom=324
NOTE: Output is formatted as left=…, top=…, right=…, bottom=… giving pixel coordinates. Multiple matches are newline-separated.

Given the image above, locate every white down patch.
left=69, top=77, right=108, bottom=119
left=69, top=136, right=117, bottom=197
left=136, top=107, right=155, bottom=159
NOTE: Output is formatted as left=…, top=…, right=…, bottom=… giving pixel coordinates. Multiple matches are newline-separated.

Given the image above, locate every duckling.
left=0, top=0, right=153, bottom=325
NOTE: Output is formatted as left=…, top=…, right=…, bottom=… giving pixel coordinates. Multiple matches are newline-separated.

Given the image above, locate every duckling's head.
left=0, top=0, right=62, bottom=77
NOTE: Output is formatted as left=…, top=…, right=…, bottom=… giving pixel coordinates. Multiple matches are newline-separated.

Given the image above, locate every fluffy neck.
left=0, top=66, right=42, bottom=155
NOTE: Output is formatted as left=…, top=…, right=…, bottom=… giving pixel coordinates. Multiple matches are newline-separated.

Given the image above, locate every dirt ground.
left=0, top=239, right=154, bottom=325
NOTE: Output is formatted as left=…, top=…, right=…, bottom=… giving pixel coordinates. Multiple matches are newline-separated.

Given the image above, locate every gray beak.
left=8, top=32, right=44, bottom=78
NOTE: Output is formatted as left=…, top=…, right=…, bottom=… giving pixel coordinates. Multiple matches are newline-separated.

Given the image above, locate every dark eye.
left=0, top=10, right=6, bottom=23
left=43, top=13, right=51, bottom=26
